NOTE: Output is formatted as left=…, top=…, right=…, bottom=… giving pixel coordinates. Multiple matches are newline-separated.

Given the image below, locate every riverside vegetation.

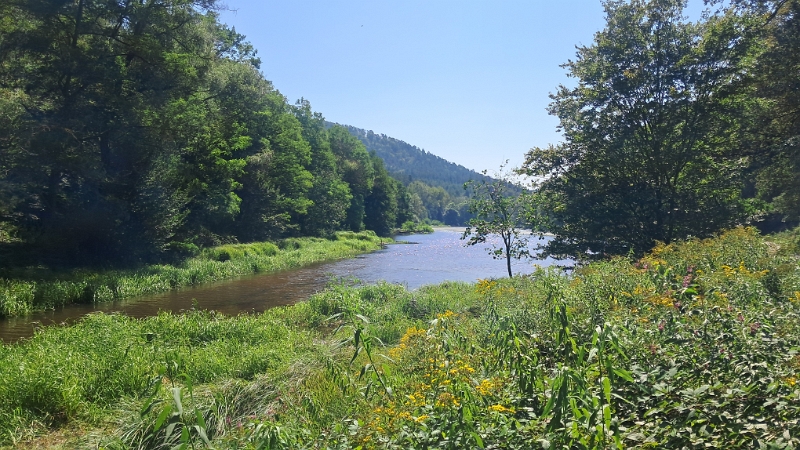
left=0, top=231, right=385, bottom=318
left=1, top=226, right=798, bottom=449
left=396, top=221, right=435, bottom=235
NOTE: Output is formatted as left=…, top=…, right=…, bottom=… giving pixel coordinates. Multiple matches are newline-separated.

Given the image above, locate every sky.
left=217, top=1, right=710, bottom=174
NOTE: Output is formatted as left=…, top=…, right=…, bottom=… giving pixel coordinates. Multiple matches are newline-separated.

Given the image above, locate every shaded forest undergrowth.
left=1, top=227, right=799, bottom=449
left=0, top=231, right=385, bottom=318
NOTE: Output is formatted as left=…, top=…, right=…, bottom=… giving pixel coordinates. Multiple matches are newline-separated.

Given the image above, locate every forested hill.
left=330, top=123, right=489, bottom=197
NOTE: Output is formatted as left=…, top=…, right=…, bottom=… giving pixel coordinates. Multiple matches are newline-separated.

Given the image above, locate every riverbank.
left=1, top=226, right=798, bottom=448
left=0, top=231, right=386, bottom=319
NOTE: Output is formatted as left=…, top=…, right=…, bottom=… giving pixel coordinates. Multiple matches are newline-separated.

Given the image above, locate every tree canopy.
left=739, top=0, right=800, bottom=223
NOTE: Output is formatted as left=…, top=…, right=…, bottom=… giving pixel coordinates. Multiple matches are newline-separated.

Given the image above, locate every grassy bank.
left=395, top=221, right=435, bottom=234
left=0, top=231, right=385, bottom=318
left=1, top=227, right=799, bottom=448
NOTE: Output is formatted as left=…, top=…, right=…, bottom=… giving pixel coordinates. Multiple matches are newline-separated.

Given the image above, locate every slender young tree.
left=462, top=168, right=529, bottom=278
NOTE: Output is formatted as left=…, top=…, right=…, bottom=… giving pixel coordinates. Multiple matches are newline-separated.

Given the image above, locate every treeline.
left=346, top=125, right=479, bottom=227
left=0, top=0, right=415, bottom=266
left=522, top=0, right=800, bottom=259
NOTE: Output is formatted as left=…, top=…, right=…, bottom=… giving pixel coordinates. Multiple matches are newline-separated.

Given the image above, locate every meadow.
left=0, top=231, right=385, bottom=318
left=0, top=226, right=798, bottom=449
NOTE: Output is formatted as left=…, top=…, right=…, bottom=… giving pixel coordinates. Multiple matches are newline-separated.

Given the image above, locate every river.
left=0, top=229, right=565, bottom=342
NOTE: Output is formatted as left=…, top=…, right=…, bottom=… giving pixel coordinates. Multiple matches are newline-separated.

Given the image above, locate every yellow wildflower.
left=389, top=326, right=427, bottom=358
left=475, top=279, right=497, bottom=294
left=435, top=392, right=460, bottom=408
left=437, top=310, right=456, bottom=319
left=405, top=393, right=425, bottom=407
left=476, top=379, right=495, bottom=396
left=488, top=404, right=515, bottom=413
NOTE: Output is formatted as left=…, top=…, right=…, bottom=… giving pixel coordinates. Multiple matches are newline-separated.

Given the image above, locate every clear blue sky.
left=218, top=1, right=709, bottom=174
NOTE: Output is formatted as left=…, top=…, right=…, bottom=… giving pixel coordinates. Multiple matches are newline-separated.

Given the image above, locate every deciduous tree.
left=521, top=0, right=751, bottom=259
left=462, top=169, right=529, bottom=278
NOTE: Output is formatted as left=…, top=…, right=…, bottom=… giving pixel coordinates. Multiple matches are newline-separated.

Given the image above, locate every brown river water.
left=0, top=229, right=565, bottom=343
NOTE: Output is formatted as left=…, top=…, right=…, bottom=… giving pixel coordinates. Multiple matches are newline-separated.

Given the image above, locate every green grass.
left=0, top=231, right=385, bottom=318
left=1, top=226, right=799, bottom=449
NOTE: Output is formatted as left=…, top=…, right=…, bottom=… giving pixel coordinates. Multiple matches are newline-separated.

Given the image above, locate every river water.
left=0, top=229, right=565, bottom=342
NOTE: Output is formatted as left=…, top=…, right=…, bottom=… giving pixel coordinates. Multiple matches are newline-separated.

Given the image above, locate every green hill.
left=329, top=123, right=490, bottom=197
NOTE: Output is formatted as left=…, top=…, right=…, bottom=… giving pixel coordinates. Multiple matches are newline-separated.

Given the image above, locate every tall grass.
left=0, top=309, right=324, bottom=446
left=1, top=227, right=799, bottom=448
left=0, top=231, right=385, bottom=318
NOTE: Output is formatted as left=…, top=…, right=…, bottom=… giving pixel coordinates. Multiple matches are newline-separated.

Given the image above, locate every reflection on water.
left=0, top=229, right=564, bottom=342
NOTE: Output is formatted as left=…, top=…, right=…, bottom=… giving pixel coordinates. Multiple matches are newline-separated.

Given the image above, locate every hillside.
left=329, top=123, right=489, bottom=197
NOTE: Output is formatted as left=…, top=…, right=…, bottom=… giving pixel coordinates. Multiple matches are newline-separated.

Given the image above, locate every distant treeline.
left=0, top=0, right=415, bottom=266
left=335, top=124, right=529, bottom=228
left=333, top=124, right=490, bottom=198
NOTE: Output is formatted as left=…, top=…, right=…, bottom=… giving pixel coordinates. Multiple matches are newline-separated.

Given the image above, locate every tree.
left=394, top=182, right=415, bottom=227
left=364, top=154, right=398, bottom=236
left=294, top=100, right=352, bottom=236
left=732, top=0, right=800, bottom=223
left=520, top=0, right=752, bottom=259
left=443, top=206, right=460, bottom=226
left=407, top=181, right=450, bottom=223
left=0, top=0, right=235, bottom=262
left=462, top=169, right=529, bottom=278
left=328, top=126, right=374, bottom=232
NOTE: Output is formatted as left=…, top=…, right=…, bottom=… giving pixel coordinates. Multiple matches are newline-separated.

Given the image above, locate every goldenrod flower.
left=476, top=379, right=495, bottom=395
left=437, top=310, right=456, bottom=319
left=436, top=392, right=460, bottom=408
left=488, top=404, right=515, bottom=413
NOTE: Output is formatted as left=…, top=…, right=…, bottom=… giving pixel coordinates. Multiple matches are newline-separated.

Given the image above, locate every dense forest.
left=521, top=0, right=800, bottom=260
left=0, top=0, right=420, bottom=267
